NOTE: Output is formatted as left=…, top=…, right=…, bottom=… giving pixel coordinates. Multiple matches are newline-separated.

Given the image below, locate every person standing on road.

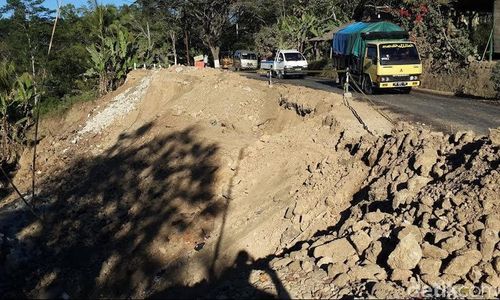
left=203, top=54, right=208, bottom=68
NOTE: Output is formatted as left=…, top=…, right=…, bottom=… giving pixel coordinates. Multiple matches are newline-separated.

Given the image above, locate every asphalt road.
left=241, top=72, right=500, bottom=135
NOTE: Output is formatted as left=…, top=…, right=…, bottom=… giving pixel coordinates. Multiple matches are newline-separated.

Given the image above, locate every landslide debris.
left=1, top=67, right=498, bottom=299
left=253, top=126, right=500, bottom=299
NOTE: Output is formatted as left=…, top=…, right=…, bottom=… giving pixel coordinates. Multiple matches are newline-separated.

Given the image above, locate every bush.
left=0, top=62, right=36, bottom=164
left=40, top=90, right=97, bottom=116
left=308, top=58, right=337, bottom=80
left=491, top=61, right=500, bottom=97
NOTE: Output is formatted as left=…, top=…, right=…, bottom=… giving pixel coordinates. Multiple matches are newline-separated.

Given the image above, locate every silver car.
left=233, top=50, right=258, bottom=71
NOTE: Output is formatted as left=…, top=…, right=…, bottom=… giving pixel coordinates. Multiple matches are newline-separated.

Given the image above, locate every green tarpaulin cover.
left=333, top=22, right=406, bottom=57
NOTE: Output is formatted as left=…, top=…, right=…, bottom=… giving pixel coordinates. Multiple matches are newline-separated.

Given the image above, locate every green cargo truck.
left=333, top=21, right=423, bottom=94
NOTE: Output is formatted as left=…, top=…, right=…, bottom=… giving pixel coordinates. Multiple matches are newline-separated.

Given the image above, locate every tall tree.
left=0, top=0, right=53, bottom=77
left=190, top=0, right=234, bottom=68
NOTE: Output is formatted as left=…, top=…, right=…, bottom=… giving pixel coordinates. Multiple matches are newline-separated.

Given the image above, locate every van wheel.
left=362, top=75, right=374, bottom=95
left=277, top=70, right=284, bottom=79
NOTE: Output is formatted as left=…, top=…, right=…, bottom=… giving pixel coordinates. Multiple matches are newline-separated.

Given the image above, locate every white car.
left=260, top=49, right=308, bottom=78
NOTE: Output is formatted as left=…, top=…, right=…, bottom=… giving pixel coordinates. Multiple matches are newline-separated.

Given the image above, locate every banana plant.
left=85, top=27, right=137, bottom=96
left=0, top=62, right=36, bottom=164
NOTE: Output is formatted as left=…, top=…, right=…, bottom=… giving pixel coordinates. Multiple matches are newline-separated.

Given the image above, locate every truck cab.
left=333, top=21, right=423, bottom=94
left=362, top=41, right=422, bottom=94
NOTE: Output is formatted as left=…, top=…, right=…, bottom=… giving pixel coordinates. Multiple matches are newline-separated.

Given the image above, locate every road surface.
left=241, top=72, right=500, bottom=135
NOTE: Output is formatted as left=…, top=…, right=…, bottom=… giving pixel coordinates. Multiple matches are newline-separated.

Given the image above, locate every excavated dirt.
left=0, top=67, right=498, bottom=299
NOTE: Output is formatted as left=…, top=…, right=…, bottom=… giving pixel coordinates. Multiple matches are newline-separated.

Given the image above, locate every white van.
left=260, top=49, right=308, bottom=78
left=233, top=50, right=258, bottom=71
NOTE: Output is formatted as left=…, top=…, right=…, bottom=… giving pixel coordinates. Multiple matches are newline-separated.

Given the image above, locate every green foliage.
left=39, top=90, right=97, bottom=117
left=84, top=3, right=138, bottom=96
left=0, top=61, right=36, bottom=163
left=393, top=0, right=477, bottom=72
left=308, top=58, right=337, bottom=79
left=253, top=0, right=340, bottom=58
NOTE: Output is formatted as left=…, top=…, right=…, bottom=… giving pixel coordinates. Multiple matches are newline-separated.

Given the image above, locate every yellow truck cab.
left=363, top=41, right=422, bottom=93
left=333, top=21, right=422, bottom=94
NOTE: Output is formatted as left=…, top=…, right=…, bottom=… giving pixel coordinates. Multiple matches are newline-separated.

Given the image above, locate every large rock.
left=370, top=282, right=402, bottom=298
left=365, top=240, right=383, bottom=264
left=272, top=257, right=292, bottom=269
left=312, top=238, right=356, bottom=263
left=349, top=263, right=387, bottom=281
left=422, top=242, right=448, bottom=259
left=397, top=225, right=423, bottom=243
left=365, top=211, right=387, bottom=223
left=490, top=128, right=500, bottom=146
left=443, top=250, right=482, bottom=277
left=485, top=214, right=500, bottom=231
left=390, top=269, right=412, bottom=282
left=418, top=258, right=441, bottom=275
left=480, top=228, right=499, bottom=262
left=349, top=231, right=372, bottom=254
left=388, top=234, right=422, bottom=270
left=440, top=235, right=466, bottom=254
left=327, top=262, right=349, bottom=278
left=332, top=273, right=351, bottom=287
left=413, top=146, right=438, bottom=176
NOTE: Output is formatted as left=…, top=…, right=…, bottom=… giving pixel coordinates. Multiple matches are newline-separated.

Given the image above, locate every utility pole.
left=491, top=0, right=496, bottom=61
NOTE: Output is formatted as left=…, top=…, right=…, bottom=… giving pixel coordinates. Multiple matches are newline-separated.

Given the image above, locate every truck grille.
left=388, top=75, right=410, bottom=82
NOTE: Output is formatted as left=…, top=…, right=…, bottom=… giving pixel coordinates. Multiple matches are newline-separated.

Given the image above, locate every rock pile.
left=262, top=125, right=500, bottom=298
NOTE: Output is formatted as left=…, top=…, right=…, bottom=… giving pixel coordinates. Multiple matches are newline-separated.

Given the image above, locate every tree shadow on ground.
left=0, top=122, right=290, bottom=299
left=3, top=123, right=223, bottom=297
left=153, top=250, right=290, bottom=299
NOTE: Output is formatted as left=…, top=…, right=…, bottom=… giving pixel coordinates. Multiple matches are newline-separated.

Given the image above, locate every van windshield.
left=241, top=53, right=257, bottom=60
left=284, top=52, right=305, bottom=61
left=379, top=43, right=420, bottom=65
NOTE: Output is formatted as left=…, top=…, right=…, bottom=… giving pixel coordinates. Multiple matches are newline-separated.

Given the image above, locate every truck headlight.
left=410, top=75, right=419, bottom=81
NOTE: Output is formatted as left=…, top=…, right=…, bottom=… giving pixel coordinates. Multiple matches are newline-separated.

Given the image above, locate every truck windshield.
left=284, top=52, right=305, bottom=61
left=241, top=53, right=257, bottom=60
left=379, top=43, right=420, bottom=65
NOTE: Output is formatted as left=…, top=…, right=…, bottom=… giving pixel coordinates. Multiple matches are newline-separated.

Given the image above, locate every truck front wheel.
left=277, top=70, right=284, bottom=79
left=338, top=73, right=346, bottom=89
left=362, top=75, right=375, bottom=95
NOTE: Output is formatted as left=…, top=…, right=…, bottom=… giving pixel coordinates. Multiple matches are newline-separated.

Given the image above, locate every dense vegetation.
left=0, top=0, right=495, bottom=168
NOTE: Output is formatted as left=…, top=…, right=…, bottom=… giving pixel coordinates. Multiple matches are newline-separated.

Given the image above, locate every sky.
left=0, top=0, right=132, bottom=11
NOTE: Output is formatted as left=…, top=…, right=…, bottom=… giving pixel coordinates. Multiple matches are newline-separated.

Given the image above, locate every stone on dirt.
left=387, top=234, right=422, bottom=270
left=348, top=231, right=371, bottom=254
left=312, top=238, right=356, bottom=263
left=443, top=250, right=482, bottom=276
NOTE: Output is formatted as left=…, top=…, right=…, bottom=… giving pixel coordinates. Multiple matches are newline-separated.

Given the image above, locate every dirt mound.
left=251, top=125, right=499, bottom=298
left=0, top=66, right=498, bottom=298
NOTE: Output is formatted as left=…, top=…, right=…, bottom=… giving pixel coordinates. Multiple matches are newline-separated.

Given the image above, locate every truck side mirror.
left=372, top=58, right=378, bottom=65
left=278, top=57, right=283, bottom=62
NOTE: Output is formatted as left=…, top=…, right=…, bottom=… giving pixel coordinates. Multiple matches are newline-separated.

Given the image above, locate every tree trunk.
left=146, top=21, right=152, bottom=60
left=210, top=46, right=220, bottom=68
left=314, top=42, right=319, bottom=60
left=170, top=31, right=177, bottom=65
left=184, top=29, right=190, bottom=66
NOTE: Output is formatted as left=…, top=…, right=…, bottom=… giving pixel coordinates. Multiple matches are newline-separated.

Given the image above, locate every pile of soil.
left=0, top=66, right=498, bottom=298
